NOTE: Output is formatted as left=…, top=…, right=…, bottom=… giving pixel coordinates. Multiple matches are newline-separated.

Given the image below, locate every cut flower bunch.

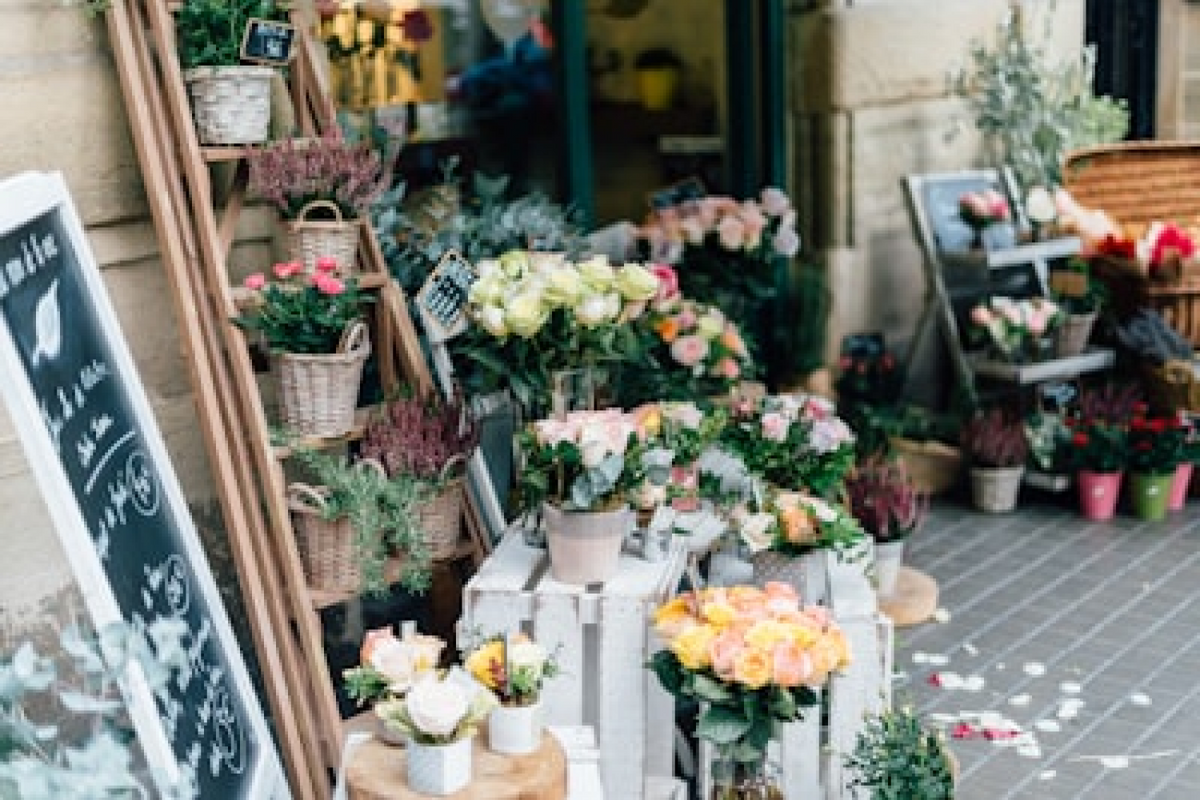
left=344, top=626, right=445, bottom=706
left=732, top=490, right=866, bottom=558
left=969, top=295, right=1062, bottom=363
left=463, top=632, right=560, bottom=707
left=236, top=259, right=366, bottom=353
left=375, top=674, right=496, bottom=746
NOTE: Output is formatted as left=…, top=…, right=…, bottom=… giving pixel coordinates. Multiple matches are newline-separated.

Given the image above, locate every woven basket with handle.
left=183, top=65, right=274, bottom=146
left=274, top=321, right=370, bottom=438
left=417, top=459, right=467, bottom=561
left=281, top=199, right=360, bottom=276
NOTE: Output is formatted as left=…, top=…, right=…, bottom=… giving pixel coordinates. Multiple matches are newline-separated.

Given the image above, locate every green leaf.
left=696, top=703, right=752, bottom=746
left=690, top=673, right=734, bottom=703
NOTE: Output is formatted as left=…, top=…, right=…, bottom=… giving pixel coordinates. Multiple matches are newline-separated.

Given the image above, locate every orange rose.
left=779, top=506, right=817, bottom=545
left=655, top=317, right=681, bottom=343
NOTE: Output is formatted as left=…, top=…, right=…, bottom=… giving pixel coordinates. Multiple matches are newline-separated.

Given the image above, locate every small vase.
left=488, top=699, right=542, bottom=755
left=1169, top=462, right=1194, bottom=511
left=1077, top=470, right=1123, bottom=521
left=1055, top=311, right=1098, bottom=358
left=405, top=735, right=473, bottom=796
left=710, top=750, right=782, bottom=800
left=970, top=465, right=1024, bottom=513
left=873, top=539, right=905, bottom=599
left=1129, top=472, right=1173, bottom=521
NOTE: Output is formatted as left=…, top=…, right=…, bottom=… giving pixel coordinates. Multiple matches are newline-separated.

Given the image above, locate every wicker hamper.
left=288, top=483, right=362, bottom=594
left=1142, top=359, right=1200, bottom=415
left=1063, top=141, right=1200, bottom=346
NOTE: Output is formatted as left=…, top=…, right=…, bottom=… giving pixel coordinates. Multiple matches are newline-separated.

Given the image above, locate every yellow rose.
left=505, top=290, right=548, bottom=337
left=614, top=263, right=659, bottom=301
left=671, top=624, right=717, bottom=671
left=732, top=647, right=772, bottom=689
left=578, top=255, right=616, bottom=290
left=654, top=596, right=695, bottom=637
left=498, top=249, right=531, bottom=278
left=696, top=310, right=726, bottom=339
left=465, top=640, right=505, bottom=690
left=543, top=266, right=583, bottom=307
left=783, top=623, right=817, bottom=650
left=744, top=620, right=789, bottom=652
left=700, top=598, right=736, bottom=628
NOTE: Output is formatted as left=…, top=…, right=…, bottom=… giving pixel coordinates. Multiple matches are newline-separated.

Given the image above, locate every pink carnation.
left=315, top=256, right=340, bottom=274
left=313, top=273, right=346, bottom=295
left=273, top=261, right=303, bottom=280
left=651, top=263, right=680, bottom=304
left=670, top=334, right=709, bottom=368
left=761, top=411, right=790, bottom=443
left=243, top=272, right=266, bottom=290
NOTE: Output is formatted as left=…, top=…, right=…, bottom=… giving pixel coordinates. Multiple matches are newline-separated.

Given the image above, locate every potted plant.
left=374, top=674, right=496, bottom=796
left=1052, top=257, right=1108, bottom=357
left=1125, top=404, right=1188, bottom=521
left=516, top=408, right=649, bottom=585
left=648, top=583, right=851, bottom=799
left=957, top=188, right=1012, bottom=250
left=633, top=47, right=683, bottom=111
left=633, top=400, right=729, bottom=513
left=235, top=259, right=370, bottom=437
left=175, top=0, right=288, bottom=145
left=287, top=448, right=432, bottom=596
left=359, top=391, right=480, bottom=561
left=967, top=295, right=1063, bottom=364
left=845, top=457, right=928, bottom=598
left=248, top=131, right=386, bottom=274
left=463, top=632, right=560, bottom=755
left=344, top=626, right=445, bottom=743
left=844, top=704, right=955, bottom=800
left=961, top=408, right=1029, bottom=513
left=1061, top=414, right=1128, bottom=521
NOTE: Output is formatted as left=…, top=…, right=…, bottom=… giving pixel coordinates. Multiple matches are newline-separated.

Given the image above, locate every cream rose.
left=543, top=266, right=583, bottom=307
left=505, top=290, right=548, bottom=337
left=405, top=678, right=468, bottom=738
left=614, top=263, right=660, bottom=302
left=575, top=291, right=617, bottom=326
left=508, top=640, right=546, bottom=672
left=476, top=305, right=508, bottom=338
left=737, top=510, right=775, bottom=553
left=577, top=255, right=616, bottom=290
left=696, top=310, right=726, bottom=339
left=498, top=249, right=531, bottom=278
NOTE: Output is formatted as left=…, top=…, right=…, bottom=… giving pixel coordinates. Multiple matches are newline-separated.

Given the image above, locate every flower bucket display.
left=274, top=321, right=370, bottom=437
left=405, top=735, right=473, bottom=796
left=1077, top=470, right=1123, bottom=521
left=1169, top=462, right=1194, bottom=511
left=1129, top=472, right=1173, bottom=521
left=487, top=700, right=542, bottom=756
left=182, top=66, right=274, bottom=146
left=281, top=200, right=361, bottom=275
left=970, top=466, right=1024, bottom=513
left=543, top=503, right=631, bottom=585
left=873, top=540, right=905, bottom=599
left=1055, top=311, right=1098, bottom=357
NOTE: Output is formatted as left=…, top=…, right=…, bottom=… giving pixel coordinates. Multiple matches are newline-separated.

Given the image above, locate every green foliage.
left=0, top=621, right=197, bottom=800
left=175, top=0, right=289, bottom=70
left=844, top=705, right=954, bottom=800
left=950, top=3, right=1129, bottom=192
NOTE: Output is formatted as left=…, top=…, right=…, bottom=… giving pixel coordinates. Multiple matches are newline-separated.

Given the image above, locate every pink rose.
left=970, top=305, right=994, bottom=326
left=712, top=356, right=740, bottom=380
left=315, top=256, right=339, bottom=274
left=313, top=273, right=346, bottom=295
left=709, top=628, right=745, bottom=680
left=771, top=642, right=814, bottom=688
left=243, top=272, right=266, bottom=291
left=676, top=307, right=698, bottom=329
left=273, top=260, right=303, bottom=280
left=670, top=334, right=709, bottom=367
left=650, top=263, right=680, bottom=303
left=761, top=411, right=790, bottom=443
left=717, top=215, right=746, bottom=250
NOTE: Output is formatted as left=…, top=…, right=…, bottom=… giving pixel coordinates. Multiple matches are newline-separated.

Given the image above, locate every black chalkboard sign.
left=648, top=176, right=706, bottom=212
left=0, top=174, right=288, bottom=799
left=240, top=18, right=296, bottom=66
left=918, top=173, right=1017, bottom=256
left=416, top=250, right=477, bottom=340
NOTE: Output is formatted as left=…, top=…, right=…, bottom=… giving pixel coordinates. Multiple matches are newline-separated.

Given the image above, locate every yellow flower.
left=732, top=647, right=772, bottom=689
left=744, top=620, right=789, bottom=652
left=671, top=624, right=717, bottom=671
left=614, top=263, right=660, bottom=301
left=543, top=266, right=583, bottom=307
left=700, top=598, right=736, bottom=628
left=578, top=255, right=616, bottom=290
left=653, top=596, right=695, bottom=637
left=498, top=249, right=531, bottom=278
left=505, top=290, right=548, bottom=337
left=465, top=640, right=504, bottom=690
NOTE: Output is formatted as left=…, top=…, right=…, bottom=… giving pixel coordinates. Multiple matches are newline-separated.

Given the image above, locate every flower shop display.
left=248, top=131, right=386, bottom=274
left=648, top=582, right=852, bottom=799
left=454, top=250, right=660, bottom=415
left=845, top=458, right=928, bottom=598
left=359, top=391, right=480, bottom=560
left=957, top=189, right=1011, bottom=249
left=344, top=626, right=445, bottom=710
left=633, top=400, right=729, bottom=513
left=968, top=295, right=1063, bottom=363
left=722, top=393, right=856, bottom=499
left=1125, top=404, right=1188, bottom=521
left=287, top=448, right=431, bottom=595
left=961, top=408, right=1029, bottom=513
left=375, top=674, right=497, bottom=795
left=516, top=408, right=648, bottom=584
left=463, top=632, right=560, bottom=755
left=175, top=0, right=287, bottom=145
left=1051, top=257, right=1107, bottom=357
left=636, top=188, right=800, bottom=362
left=236, top=261, right=370, bottom=437
left=844, top=704, right=955, bottom=800
left=1061, top=411, right=1127, bottom=521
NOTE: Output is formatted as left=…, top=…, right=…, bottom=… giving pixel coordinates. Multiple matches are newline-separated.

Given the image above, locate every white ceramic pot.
left=543, top=503, right=631, bottom=585
left=405, top=736, right=473, bottom=796
left=970, top=466, right=1024, bottom=513
left=488, top=699, right=542, bottom=755
left=873, top=539, right=905, bottom=599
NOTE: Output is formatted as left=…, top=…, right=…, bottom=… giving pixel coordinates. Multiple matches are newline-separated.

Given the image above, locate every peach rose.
left=732, top=647, right=772, bottom=689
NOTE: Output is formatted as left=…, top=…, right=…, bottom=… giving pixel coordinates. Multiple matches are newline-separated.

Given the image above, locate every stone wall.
left=790, top=0, right=1084, bottom=388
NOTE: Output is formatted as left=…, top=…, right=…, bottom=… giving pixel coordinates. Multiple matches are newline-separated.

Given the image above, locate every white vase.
left=488, top=699, right=542, bottom=755
left=873, top=540, right=905, bottom=599
left=405, top=736, right=473, bottom=796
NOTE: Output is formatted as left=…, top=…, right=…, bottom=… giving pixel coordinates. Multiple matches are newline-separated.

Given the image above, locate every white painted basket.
left=183, top=65, right=274, bottom=146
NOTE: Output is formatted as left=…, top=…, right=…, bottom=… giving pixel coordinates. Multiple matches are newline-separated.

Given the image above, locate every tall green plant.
left=844, top=705, right=954, bottom=800
left=950, top=3, right=1129, bottom=192
left=175, top=0, right=288, bottom=69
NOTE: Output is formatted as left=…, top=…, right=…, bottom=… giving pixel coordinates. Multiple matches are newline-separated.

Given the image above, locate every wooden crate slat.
left=777, top=697, right=823, bottom=800
left=597, top=596, right=651, bottom=799
left=533, top=593, right=587, bottom=726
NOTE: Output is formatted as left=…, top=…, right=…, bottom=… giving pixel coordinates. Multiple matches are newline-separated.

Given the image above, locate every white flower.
left=405, top=677, right=469, bottom=738
left=476, top=305, right=508, bottom=338
left=736, top=510, right=775, bottom=553
left=661, top=401, right=703, bottom=430
left=543, top=266, right=583, bottom=307
left=808, top=417, right=854, bottom=454
left=578, top=255, right=616, bottom=290
left=1025, top=186, right=1057, bottom=224
left=803, top=496, right=838, bottom=523
left=508, top=640, right=546, bottom=672
left=505, top=290, right=548, bottom=337
left=575, top=291, right=617, bottom=326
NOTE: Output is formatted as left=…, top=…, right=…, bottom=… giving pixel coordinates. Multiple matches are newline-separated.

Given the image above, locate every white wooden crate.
left=700, top=547, right=894, bottom=800
left=460, top=530, right=688, bottom=800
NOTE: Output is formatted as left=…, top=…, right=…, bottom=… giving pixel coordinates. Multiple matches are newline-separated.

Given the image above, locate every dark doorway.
left=1086, top=0, right=1158, bottom=138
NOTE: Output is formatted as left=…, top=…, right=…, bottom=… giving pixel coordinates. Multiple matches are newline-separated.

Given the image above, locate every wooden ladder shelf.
left=101, top=4, right=464, bottom=798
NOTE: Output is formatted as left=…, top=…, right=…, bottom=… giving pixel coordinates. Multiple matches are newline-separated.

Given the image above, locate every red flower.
left=1097, top=234, right=1137, bottom=259
left=1150, top=224, right=1196, bottom=267
left=1149, top=418, right=1169, bottom=434
left=1072, top=432, right=1089, bottom=446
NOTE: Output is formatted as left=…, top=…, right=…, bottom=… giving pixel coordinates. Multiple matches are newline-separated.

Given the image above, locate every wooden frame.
left=0, top=172, right=288, bottom=799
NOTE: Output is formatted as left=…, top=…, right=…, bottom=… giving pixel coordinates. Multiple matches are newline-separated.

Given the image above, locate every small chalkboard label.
left=0, top=173, right=288, bottom=799
left=240, top=18, right=296, bottom=66
left=648, top=176, right=706, bottom=213
left=417, top=251, right=476, bottom=340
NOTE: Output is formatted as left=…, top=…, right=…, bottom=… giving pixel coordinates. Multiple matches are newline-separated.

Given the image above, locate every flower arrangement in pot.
left=1051, top=257, right=1107, bottom=357
left=249, top=131, right=386, bottom=274
left=359, top=390, right=480, bottom=561
left=844, top=457, right=928, bottom=599
left=1061, top=412, right=1128, bottom=521
left=961, top=407, right=1030, bottom=513
left=648, top=582, right=851, bottom=799
left=632, top=400, right=729, bottom=513
left=968, top=295, right=1063, bottom=364
left=235, top=259, right=370, bottom=437
left=1125, top=403, right=1189, bottom=521
left=463, top=631, right=560, bottom=755
left=175, top=0, right=288, bottom=145
left=375, top=674, right=497, bottom=795
left=344, top=626, right=446, bottom=710
left=516, top=408, right=649, bottom=585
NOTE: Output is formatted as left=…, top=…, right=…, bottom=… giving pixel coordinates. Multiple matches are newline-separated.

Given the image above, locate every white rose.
left=1025, top=186, right=1057, bottom=224
left=696, top=310, right=725, bottom=339
left=614, top=263, right=660, bottom=301
left=469, top=276, right=504, bottom=306
left=662, top=401, right=704, bottom=430
left=528, top=251, right=567, bottom=275
left=370, top=639, right=417, bottom=693
left=498, top=250, right=531, bottom=278
left=505, top=290, right=549, bottom=337
left=405, top=678, right=468, bottom=738
left=476, top=305, right=508, bottom=338
left=737, top=511, right=775, bottom=553
left=543, top=266, right=583, bottom=307
left=578, top=255, right=616, bottom=290
left=575, top=291, right=616, bottom=326
left=508, top=640, right=546, bottom=672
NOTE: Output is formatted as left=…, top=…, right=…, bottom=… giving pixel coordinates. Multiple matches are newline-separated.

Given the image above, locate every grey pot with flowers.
left=235, top=260, right=370, bottom=437
left=1052, top=257, right=1107, bottom=357
left=961, top=408, right=1030, bottom=513
left=845, top=457, right=928, bottom=599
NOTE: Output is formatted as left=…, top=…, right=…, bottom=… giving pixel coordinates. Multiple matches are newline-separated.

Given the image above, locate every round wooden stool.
left=346, top=731, right=568, bottom=800
left=878, top=566, right=939, bottom=627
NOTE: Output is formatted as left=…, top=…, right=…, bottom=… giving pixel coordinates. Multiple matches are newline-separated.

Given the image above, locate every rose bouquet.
left=721, top=393, right=856, bottom=498
left=235, top=258, right=367, bottom=354
left=632, top=401, right=730, bottom=511
left=463, top=632, right=560, bottom=707
left=968, top=296, right=1063, bottom=363
left=452, top=250, right=660, bottom=414
left=732, top=490, right=866, bottom=558
left=647, top=582, right=851, bottom=795
left=374, top=673, right=496, bottom=746
left=958, top=189, right=1010, bottom=231
left=343, top=626, right=445, bottom=706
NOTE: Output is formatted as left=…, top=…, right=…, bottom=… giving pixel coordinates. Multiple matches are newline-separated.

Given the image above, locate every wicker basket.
left=288, top=483, right=361, bottom=593
left=417, top=471, right=467, bottom=561
left=183, top=65, right=274, bottom=146
left=1142, top=359, right=1200, bottom=415
left=1063, top=141, right=1200, bottom=345
left=889, top=437, right=962, bottom=496
left=281, top=199, right=361, bottom=276
left=1055, top=311, right=1098, bottom=358
left=274, top=321, right=370, bottom=438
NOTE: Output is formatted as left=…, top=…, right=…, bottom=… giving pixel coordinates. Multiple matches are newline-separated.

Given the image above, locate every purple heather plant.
left=961, top=407, right=1029, bottom=469
left=249, top=131, right=385, bottom=220
left=845, top=457, right=928, bottom=544
left=359, top=391, right=480, bottom=482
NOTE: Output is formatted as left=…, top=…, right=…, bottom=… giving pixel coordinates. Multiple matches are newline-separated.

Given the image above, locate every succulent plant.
left=844, top=457, right=928, bottom=543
